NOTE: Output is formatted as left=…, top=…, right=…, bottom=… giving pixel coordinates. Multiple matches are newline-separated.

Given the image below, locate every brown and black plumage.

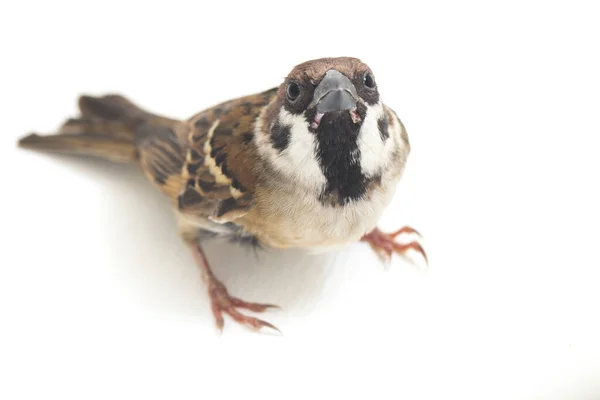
left=18, top=57, right=426, bottom=332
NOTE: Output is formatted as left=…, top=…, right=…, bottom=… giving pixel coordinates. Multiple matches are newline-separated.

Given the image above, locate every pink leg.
left=189, top=243, right=280, bottom=333
left=361, top=227, right=427, bottom=264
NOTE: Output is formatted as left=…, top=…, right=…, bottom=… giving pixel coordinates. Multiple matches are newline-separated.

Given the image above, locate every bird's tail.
left=18, top=94, right=174, bottom=163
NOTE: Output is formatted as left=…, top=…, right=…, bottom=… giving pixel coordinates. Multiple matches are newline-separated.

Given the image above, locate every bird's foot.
left=361, top=226, right=428, bottom=265
left=207, top=277, right=280, bottom=333
left=190, top=242, right=280, bottom=333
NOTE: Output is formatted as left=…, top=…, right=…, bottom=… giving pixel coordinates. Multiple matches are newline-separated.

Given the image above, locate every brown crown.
left=286, top=57, right=371, bottom=84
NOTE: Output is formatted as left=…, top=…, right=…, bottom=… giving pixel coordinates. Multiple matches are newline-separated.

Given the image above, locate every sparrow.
left=18, top=57, right=426, bottom=332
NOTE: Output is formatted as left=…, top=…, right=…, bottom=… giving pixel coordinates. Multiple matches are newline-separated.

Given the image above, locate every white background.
left=1, top=0, right=599, bottom=398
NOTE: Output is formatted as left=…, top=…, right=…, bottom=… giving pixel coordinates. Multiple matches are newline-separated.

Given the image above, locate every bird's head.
left=279, top=57, right=379, bottom=131
left=256, top=57, right=402, bottom=204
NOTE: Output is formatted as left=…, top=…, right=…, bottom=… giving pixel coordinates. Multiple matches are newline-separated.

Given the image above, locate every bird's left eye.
left=364, top=72, right=376, bottom=89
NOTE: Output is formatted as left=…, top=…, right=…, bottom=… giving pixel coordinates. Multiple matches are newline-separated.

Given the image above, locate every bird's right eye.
left=286, top=82, right=301, bottom=102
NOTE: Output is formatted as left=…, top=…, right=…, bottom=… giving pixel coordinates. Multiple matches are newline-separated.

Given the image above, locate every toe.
left=229, top=297, right=280, bottom=312
left=390, top=226, right=422, bottom=238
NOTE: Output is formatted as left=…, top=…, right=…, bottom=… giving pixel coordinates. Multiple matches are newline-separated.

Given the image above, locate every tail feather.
left=58, top=118, right=134, bottom=140
left=78, top=94, right=150, bottom=124
left=18, top=133, right=137, bottom=163
left=17, top=94, right=174, bottom=163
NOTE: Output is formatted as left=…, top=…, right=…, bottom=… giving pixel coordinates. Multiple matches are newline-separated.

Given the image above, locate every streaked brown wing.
left=177, top=88, right=277, bottom=223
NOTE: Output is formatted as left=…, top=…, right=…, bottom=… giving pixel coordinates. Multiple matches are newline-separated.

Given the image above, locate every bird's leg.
left=188, top=241, right=280, bottom=333
left=361, top=227, right=428, bottom=264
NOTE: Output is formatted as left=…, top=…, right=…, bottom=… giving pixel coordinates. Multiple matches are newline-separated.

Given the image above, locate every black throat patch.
left=311, top=104, right=374, bottom=206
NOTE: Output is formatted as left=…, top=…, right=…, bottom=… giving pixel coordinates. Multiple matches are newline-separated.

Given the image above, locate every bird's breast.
left=239, top=178, right=398, bottom=250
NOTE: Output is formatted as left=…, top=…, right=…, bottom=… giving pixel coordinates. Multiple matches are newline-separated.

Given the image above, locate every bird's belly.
left=243, top=184, right=396, bottom=250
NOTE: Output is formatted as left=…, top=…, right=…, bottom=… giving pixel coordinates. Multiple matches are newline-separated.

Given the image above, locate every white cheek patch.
left=255, top=108, right=326, bottom=192
left=277, top=110, right=327, bottom=190
left=357, top=102, right=395, bottom=176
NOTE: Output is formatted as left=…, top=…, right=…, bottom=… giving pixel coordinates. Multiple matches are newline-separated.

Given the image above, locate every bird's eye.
left=364, top=72, right=376, bottom=89
left=286, top=82, right=301, bottom=101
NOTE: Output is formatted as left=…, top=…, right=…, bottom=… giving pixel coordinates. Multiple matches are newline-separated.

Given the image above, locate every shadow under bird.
left=19, top=57, right=426, bottom=332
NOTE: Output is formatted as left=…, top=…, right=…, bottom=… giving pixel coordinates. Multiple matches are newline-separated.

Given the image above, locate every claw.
left=362, top=227, right=427, bottom=265
left=212, top=303, right=225, bottom=332
left=226, top=307, right=282, bottom=334
left=252, top=319, right=282, bottom=335
left=229, top=297, right=281, bottom=312
left=393, top=240, right=428, bottom=264
left=390, top=226, right=422, bottom=238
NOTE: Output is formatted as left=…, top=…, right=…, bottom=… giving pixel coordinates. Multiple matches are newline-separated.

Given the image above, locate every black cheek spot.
left=213, top=108, right=222, bottom=117
left=270, top=121, right=291, bottom=152
left=377, top=116, right=389, bottom=141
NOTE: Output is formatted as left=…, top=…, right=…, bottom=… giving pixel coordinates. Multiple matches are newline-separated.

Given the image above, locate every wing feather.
left=176, top=88, right=277, bottom=223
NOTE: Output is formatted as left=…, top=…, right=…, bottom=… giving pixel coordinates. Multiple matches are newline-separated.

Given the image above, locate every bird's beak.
left=309, top=69, right=359, bottom=114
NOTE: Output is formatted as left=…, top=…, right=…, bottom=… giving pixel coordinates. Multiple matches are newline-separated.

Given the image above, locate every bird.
left=18, top=57, right=426, bottom=333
